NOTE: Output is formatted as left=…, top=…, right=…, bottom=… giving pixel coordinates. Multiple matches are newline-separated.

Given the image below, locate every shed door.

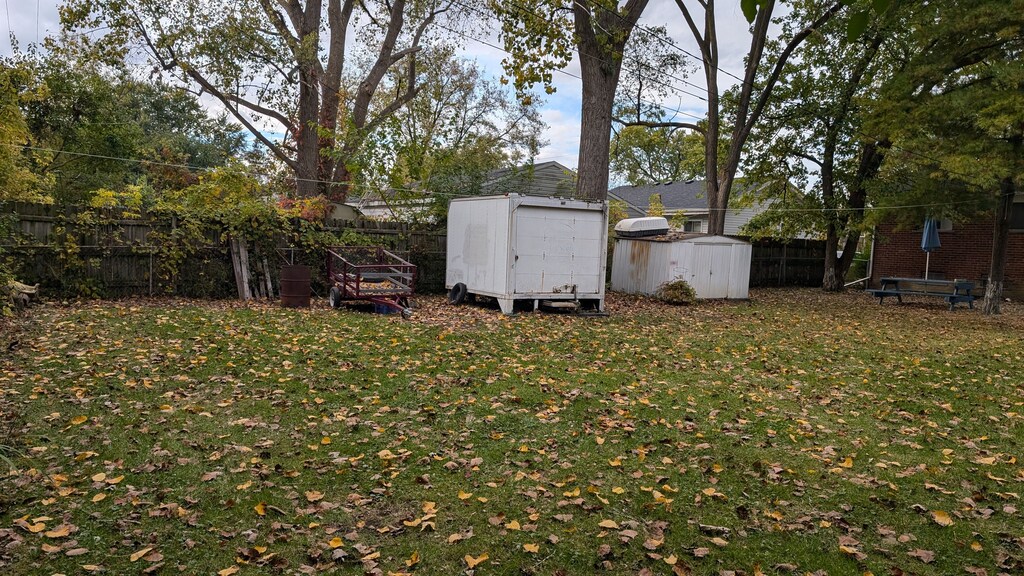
left=513, top=206, right=605, bottom=294
left=690, top=243, right=733, bottom=298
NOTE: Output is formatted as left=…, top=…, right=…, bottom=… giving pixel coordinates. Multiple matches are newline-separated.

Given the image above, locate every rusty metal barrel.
left=279, top=264, right=311, bottom=308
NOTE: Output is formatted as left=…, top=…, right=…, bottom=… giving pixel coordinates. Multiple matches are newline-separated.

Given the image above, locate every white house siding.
left=723, top=204, right=766, bottom=235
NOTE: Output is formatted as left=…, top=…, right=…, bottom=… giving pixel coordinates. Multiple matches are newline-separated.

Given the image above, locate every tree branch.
left=614, top=118, right=705, bottom=135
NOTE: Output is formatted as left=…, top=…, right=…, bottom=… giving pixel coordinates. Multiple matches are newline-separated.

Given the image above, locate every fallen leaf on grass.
left=931, top=510, right=954, bottom=526
left=44, top=525, right=72, bottom=538
left=464, top=553, right=488, bottom=568
left=908, top=549, right=935, bottom=563
left=523, top=543, right=539, bottom=553
left=130, top=547, right=153, bottom=562
left=598, top=519, right=619, bottom=529
left=305, top=490, right=323, bottom=502
left=70, top=416, right=88, bottom=425
left=254, top=502, right=266, bottom=516
left=217, top=567, right=239, bottom=576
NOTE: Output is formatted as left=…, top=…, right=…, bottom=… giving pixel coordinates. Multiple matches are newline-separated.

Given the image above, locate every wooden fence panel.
left=2, top=202, right=449, bottom=297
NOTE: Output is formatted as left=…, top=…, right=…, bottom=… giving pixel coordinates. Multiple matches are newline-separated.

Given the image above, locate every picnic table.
left=867, top=277, right=976, bottom=310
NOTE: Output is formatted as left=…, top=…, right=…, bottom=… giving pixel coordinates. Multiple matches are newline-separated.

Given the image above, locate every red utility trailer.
left=326, top=247, right=416, bottom=318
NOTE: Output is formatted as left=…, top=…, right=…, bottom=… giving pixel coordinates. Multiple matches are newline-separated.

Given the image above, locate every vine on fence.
left=3, top=168, right=396, bottom=298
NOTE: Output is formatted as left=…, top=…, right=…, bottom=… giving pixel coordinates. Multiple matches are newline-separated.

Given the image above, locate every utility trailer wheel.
left=401, top=308, right=413, bottom=320
left=448, top=283, right=468, bottom=305
left=328, top=286, right=343, bottom=308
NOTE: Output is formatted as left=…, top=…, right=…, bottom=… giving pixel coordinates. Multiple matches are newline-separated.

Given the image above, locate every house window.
left=1011, top=204, right=1024, bottom=231
left=683, top=220, right=703, bottom=233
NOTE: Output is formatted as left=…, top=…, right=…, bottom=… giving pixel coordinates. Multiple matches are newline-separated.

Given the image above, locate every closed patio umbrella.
left=921, top=218, right=941, bottom=279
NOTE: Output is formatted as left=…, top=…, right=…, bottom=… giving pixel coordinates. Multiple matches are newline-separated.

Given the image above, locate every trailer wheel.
left=448, top=283, right=468, bottom=305
left=328, top=286, right=342, bottom=308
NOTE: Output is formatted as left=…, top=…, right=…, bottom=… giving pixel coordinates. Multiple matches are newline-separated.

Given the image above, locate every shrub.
left=656, top=277, right=696, bottom=305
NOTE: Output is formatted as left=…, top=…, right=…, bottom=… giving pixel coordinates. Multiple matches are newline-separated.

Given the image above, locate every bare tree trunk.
left=983, top=177, right=1015, bottom=315
left=576, top=66, right=619, bottom=201
left=572, top=0, right=650, bottom=202
left=295, top=1, right=325, bottom=197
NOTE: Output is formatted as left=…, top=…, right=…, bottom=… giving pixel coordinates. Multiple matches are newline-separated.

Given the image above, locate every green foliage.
left=0, top=56, right=54, bottom=204
left=18, top=53, right=247, bottom=203
left=655, top=277, right=696, bottom=305
left=489, top=1, right=576, bottom=98
left=610, top=121, right=705, bottom=186
left=646, top=193, right=664, bottom=217
left=868, top=0, right=1024, bottom=216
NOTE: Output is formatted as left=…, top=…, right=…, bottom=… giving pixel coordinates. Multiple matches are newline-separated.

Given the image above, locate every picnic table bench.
left=867, top=277, right=976, bottom=310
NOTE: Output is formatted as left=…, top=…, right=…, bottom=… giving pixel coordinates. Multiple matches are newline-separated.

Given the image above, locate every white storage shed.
left=611, top=229, right=751, bottom=300
left=446, top=194, right=608, bottom=314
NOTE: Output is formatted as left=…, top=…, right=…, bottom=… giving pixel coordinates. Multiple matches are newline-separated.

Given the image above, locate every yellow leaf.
left=44, top=525, right=71, bottom=538
left=712, top=463, right=724, bottom=473
left=254, top=502, right=266, bottom=516
left=505, top=520, right=521, bottom=530
left=25, top=522, right=46, bottom=533
left=91, top=473, right=106, bottom=483
left=598, top=519, right=619, bottom=529
left=130, top=547, right=153, bottom=562
left=253, top=546, right=267, bottom=553
left=320, top=436, right=331, bottom=445
left=701, top=488, right=718, bottom=496
left=970, top=541, right=983, bottom=551
left=839, top=457, right=854, bottom=468
left=464, top=553, right=489, bottom=568
left=305, top=490, right=324, bottom=502
left=405, top=550, right=420, bottom=567
left=106, top=475, right=124, bottom=485
left=91, top=493, right=106, bottom=503
left=931, top=510, right=954, bottom=526
left=71, top=416, right=88, bottom=425
left=612, top=486, right=625, bottom=495
left=329, top=537, right=343, bottom=549
left=710, top=537, right=729, bottom=547
left=523, top=543, right=540, bottom=553
left=217, top=567, right=240, bottom=576
left=458, top=491, right=473, bottom=500
left=595, top=436, right=605, bottom=445
left=665, top=554, right=678, bottom=565
left=975, top=456, right=997, bottom=465
left=608, top=458, right=622, bottom=467
left=81, top=565, right=101, bottom=572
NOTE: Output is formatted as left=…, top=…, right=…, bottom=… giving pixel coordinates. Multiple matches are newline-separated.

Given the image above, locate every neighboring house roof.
left=608, top=179, right=759, bottom=218
left=479, top=161, right=576, bottom=198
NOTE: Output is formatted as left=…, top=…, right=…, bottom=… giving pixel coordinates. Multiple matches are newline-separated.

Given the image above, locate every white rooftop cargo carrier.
left=614, top=217, right=669, bottom=237
left=446, top=194, right=608, bottom=314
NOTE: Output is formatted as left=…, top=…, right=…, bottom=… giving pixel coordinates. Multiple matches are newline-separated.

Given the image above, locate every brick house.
left=870, top=199, right=1024, bottom=298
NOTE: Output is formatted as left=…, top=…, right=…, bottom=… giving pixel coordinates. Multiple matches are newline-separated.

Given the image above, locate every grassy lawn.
left=1, top=290, right=1022, bottom=576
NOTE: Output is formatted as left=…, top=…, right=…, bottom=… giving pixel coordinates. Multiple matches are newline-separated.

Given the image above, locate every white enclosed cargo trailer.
left=446, top=194, right=608, bottom=314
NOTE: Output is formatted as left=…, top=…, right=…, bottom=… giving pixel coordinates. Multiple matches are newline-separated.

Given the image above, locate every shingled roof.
left=608, top=180, right=755, bottom=217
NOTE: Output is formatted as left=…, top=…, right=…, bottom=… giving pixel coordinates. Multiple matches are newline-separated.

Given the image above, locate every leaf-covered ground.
left=1, top=290, right=1022, bottom=576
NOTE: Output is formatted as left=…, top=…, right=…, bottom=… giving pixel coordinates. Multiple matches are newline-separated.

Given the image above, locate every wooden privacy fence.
left=1, top=202, right=448, bottom=299
left=746, top=238, right=826, bottom=287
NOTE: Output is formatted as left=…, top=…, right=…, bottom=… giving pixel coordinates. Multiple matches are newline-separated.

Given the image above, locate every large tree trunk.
left=576, top=65, right=619, bottom=202
left=983, top=176, right=1015, bottom=315
left=295, top=1, right=325, bottom=198
left=572, top=0, right=649, bottom=202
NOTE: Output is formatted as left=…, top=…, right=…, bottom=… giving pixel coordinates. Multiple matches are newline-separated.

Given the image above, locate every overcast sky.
left=2, top=0, right=761, bottom=177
